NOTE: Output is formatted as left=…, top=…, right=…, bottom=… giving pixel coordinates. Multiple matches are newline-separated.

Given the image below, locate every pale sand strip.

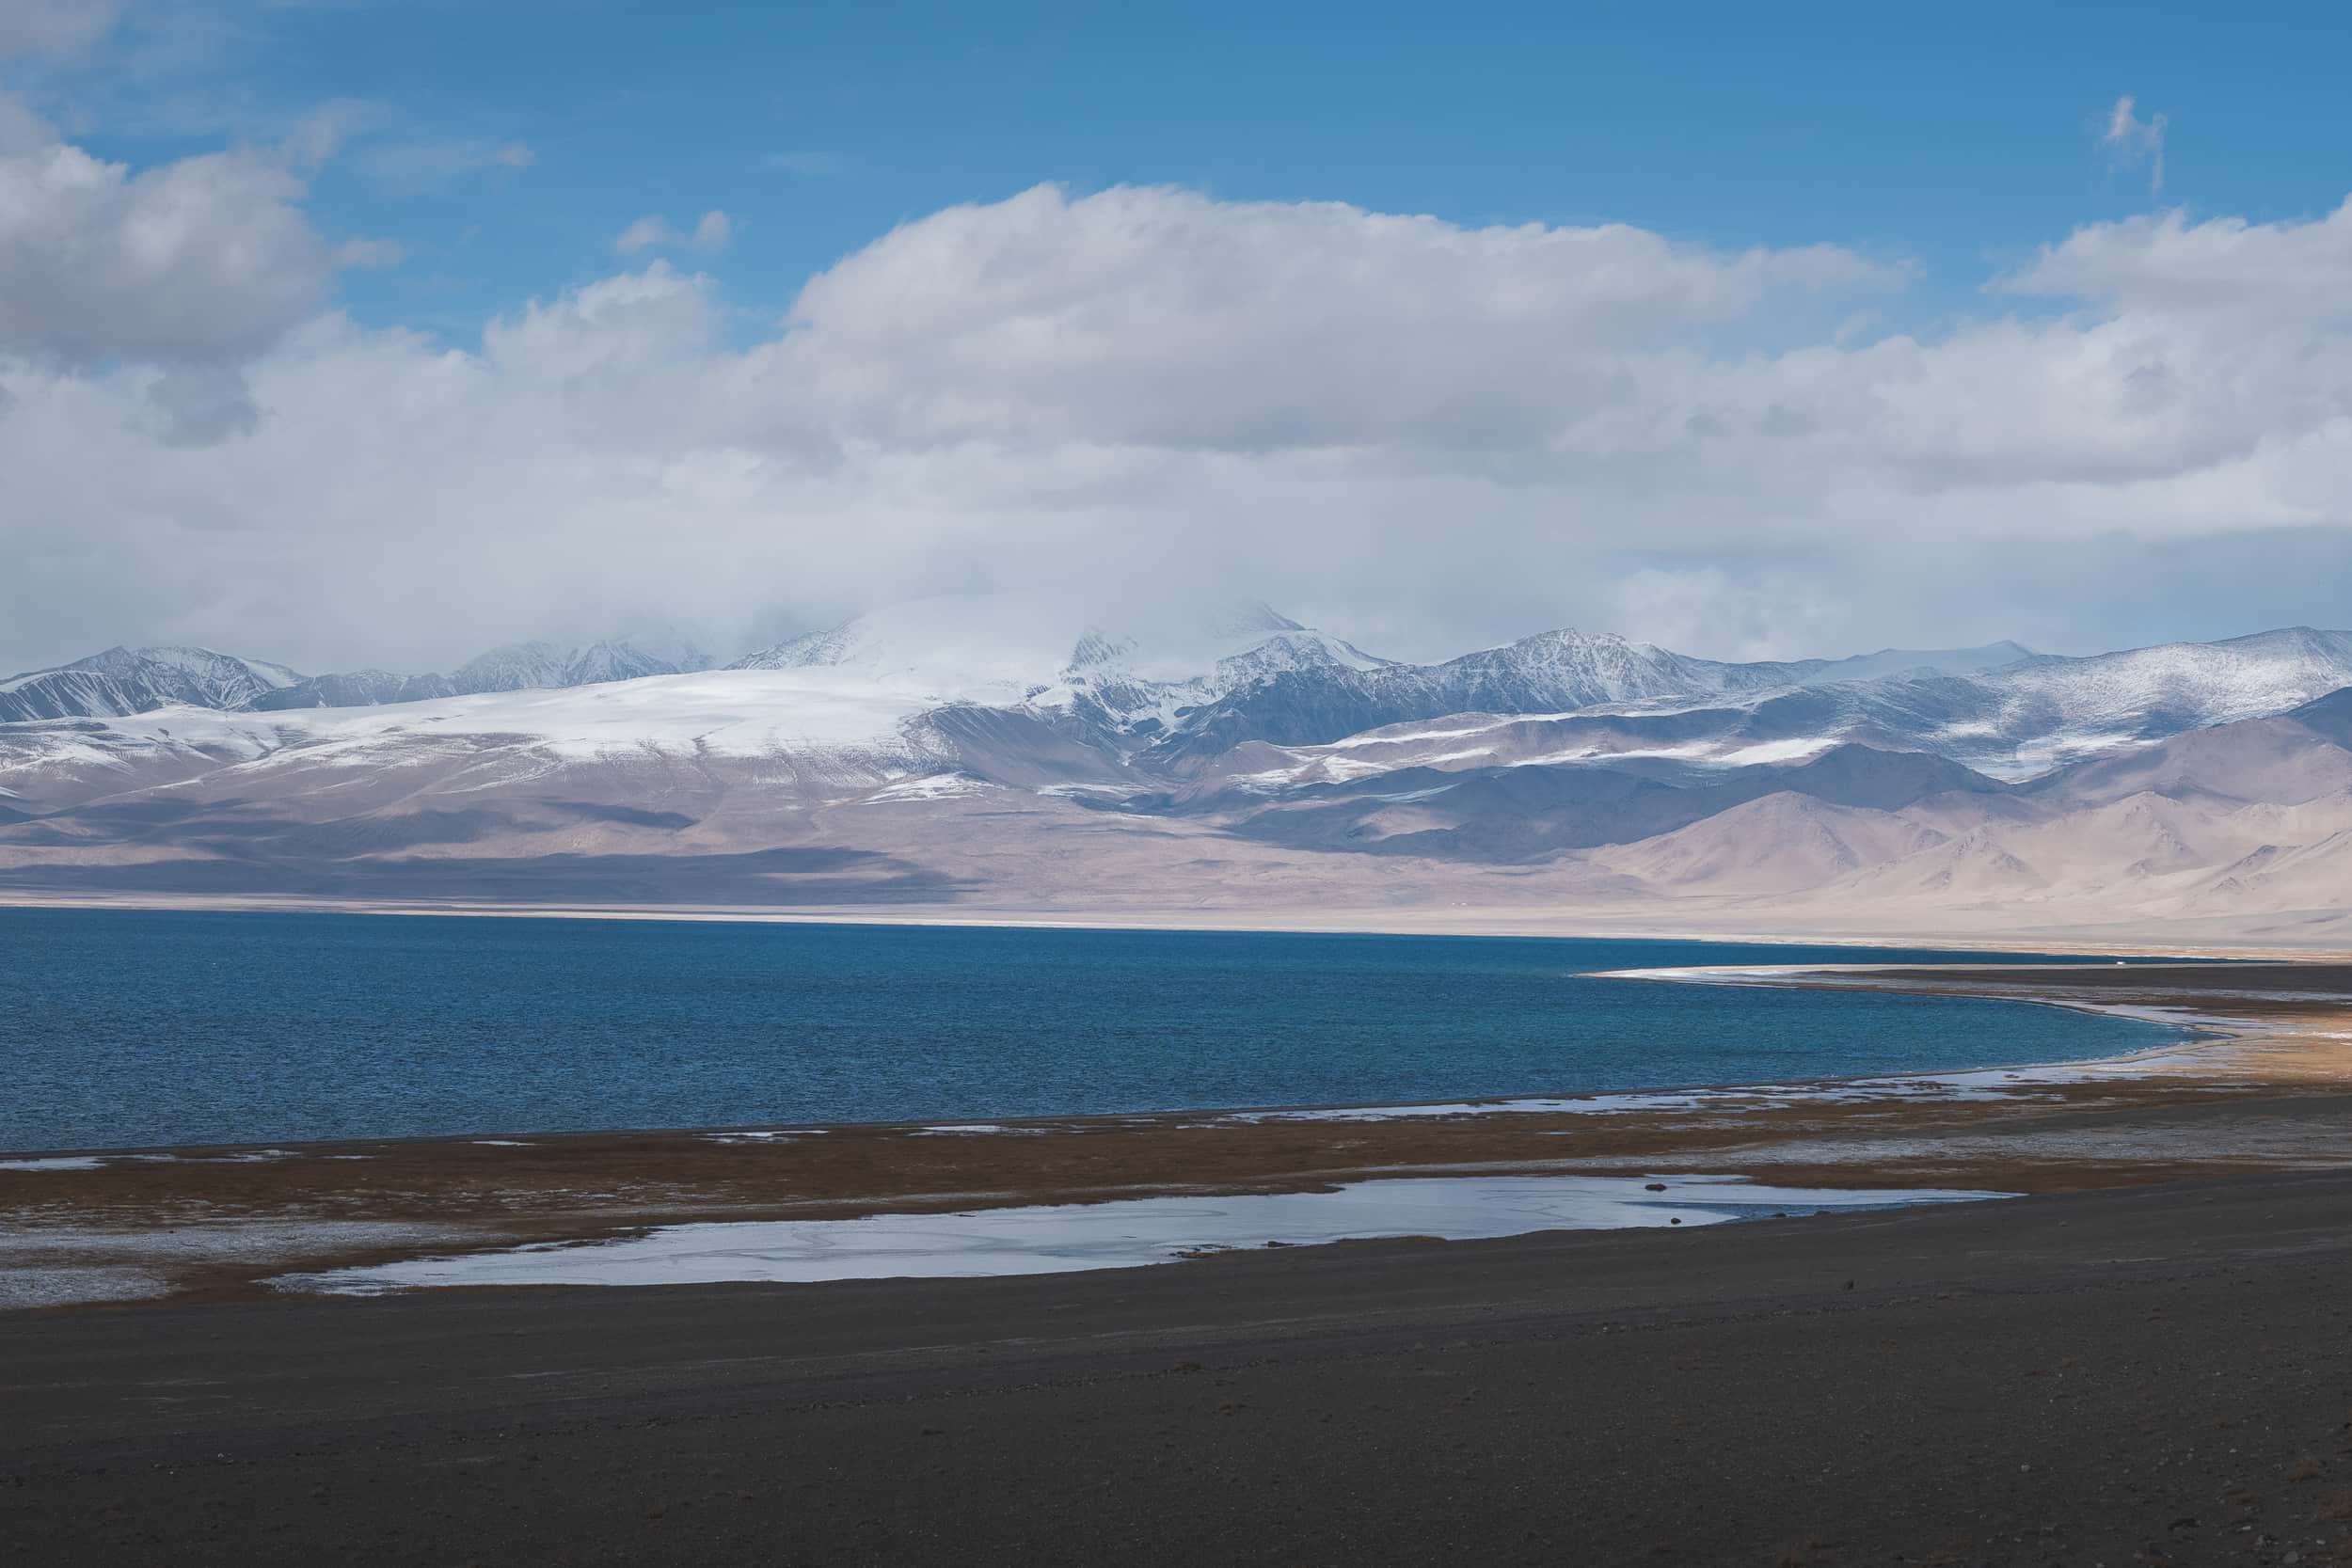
left=1595, top=961, right=2352, bottom=1084
left=5, top=887, right=2351, bottom=960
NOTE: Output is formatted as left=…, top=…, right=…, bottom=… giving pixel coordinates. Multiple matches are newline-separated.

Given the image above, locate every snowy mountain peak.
left=1202, top=599, right=1307, bottom=640
left=1447, top=627, right=1724, bottom=707
left=729, top=619, right=861, bottom=673
left=725, top=594, right=1373, bottom=705
left=1213, top=629, right=1394, bottom=689
left=451, top=641, right=570, bottom=695
left=262, top=636, right=721, bottom=712
left=0, top=645, right=302, bottom=724
left=1067, top=629, right=1140, bottom=672
left=560, top=641, right=676, bottom=688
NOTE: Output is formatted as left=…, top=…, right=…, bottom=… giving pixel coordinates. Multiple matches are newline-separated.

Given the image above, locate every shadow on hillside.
left=0, top=846, right=970, bottom=905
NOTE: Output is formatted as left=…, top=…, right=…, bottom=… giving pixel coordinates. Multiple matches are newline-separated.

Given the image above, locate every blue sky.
left=5, top=1, right=2352, bottom=673
left=27, top=0, right=2352, bottom=341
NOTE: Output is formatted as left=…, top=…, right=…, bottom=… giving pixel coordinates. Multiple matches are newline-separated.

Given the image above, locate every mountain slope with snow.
left=1144, top=632, right=2050, bottom=767
left=0, top=647, right=302, bottom=724
left=236, top=637, right=724, bottom=714
left=1152, top=627, right=2352, bottom=782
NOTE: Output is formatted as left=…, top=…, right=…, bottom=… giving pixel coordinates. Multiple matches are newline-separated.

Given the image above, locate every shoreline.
left=8, top=887, right=2352, bottom=960
left=8, top=958, right=2350, bottom=1310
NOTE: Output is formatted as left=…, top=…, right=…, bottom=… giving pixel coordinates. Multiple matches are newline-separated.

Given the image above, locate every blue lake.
left=0, top=908, right=2191, bottom=1151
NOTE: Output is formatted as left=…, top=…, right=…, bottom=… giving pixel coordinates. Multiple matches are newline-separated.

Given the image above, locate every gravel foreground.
left=8, top=1169, right=2352, bottom=1566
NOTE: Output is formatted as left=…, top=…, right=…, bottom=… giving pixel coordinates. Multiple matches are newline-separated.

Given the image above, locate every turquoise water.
left=0, top=909, right=2188, bottom=1152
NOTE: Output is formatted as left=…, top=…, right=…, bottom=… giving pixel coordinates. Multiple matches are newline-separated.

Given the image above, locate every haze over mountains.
left=0, top=635, right=723, bottom=724
left=4, top=598, right=2351, bottom=943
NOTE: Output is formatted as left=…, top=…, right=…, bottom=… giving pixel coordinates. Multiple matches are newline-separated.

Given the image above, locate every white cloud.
left=280, top=100, right=380, bottom=172
left=612, top=215, right=667, bottom=255
left=614, top=209, right=731, bottom=254
left=485, top=262, right=715, bottom=386
left=2100, top=94, right=2168, bottom=195
left=2005, top=198, right=2352, bottom=323
left=356, top=136, right=533, bottom=194
left=5, top=181, right=2352, bottom=673
left=0, top=95, right=330, bottom=363
left=332, top=236, right=405, bottom=269
left=137, top=364, right=257, bottom=447
left=0, top=0, right=119, bottom=59
left=764, top=183, right=1896, bottom=450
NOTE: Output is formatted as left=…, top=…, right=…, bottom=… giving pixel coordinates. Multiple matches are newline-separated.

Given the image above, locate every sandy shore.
left=8, top=959, right=2351, bottom=1309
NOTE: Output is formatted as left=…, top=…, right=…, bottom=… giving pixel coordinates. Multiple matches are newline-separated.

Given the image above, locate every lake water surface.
left=0, top=909, right=2191, bottom=1151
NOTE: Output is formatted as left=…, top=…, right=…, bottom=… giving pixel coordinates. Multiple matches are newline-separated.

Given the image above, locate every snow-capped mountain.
left=728, top=594, right=1391, bottom=738
left=209, top=638, right=724, bottom=714
left=4, top=608, right=2352, bottom=939
left=1148, top=626, right=2352, bottom=779
left=1970, top=627, right=2352, bottom=739
left=11, top=613, right=2349, bottom=785
left=250, top=671, right=458, bottom=711
left=1144, top=630, right=2040, bottom=766
left=446, top=641, right=574, bottom=695
left=445, top=638, right=717, bottom=695
left=0, top=646, right=302, bottom=724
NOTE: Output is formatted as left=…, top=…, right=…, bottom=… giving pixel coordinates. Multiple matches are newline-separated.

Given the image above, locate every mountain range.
left=4, top=600, right=2350, bottom=943
left=0, top=635, right=721, bottom=724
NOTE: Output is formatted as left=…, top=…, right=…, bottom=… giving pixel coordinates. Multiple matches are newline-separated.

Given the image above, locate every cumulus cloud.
left=766, top=184, right=1896, bottom=450
left=614, top=209, right=731, bottom=254
left=2100, top=94, right=2168, bottom=194
left=5, top=181, right=2352, bottom=674
left=137, top=364, right=258, bottom=447
left=0, top=96, right=331, bottom=363
left=2006, top=198, right=2352, bottom=323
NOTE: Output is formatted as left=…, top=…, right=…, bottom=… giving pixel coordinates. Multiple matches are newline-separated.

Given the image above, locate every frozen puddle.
left=279, top=1175, right=2004, bottom=1295
left=0, top=1219, right=481, bottom=1310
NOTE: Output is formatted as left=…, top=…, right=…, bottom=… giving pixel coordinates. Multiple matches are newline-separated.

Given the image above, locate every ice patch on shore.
left=704, top=1130, right=827, bottom=1144
left=279, top=1174, right=2004, bottom=1294
left=0, top=1156, right=105, bottom=1172
left=0, top=1219, right=477, bottom=1310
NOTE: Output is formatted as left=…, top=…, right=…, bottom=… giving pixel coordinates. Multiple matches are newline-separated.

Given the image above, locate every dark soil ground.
left=10, top=1170, right=2352, bottom=1566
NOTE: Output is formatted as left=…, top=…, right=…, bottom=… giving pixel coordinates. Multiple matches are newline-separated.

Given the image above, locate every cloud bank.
left=5, top=111, right=2352, bottom=674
